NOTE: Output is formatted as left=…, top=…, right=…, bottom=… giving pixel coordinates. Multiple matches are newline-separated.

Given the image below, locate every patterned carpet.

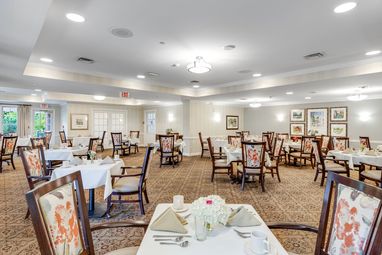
left=0, top=149, right=358, bottom=255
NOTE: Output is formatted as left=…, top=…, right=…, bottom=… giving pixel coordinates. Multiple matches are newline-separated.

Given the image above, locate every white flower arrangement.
left=190, top=195, right=230, bottom=226
left=88, top=150, right=96, bottom=160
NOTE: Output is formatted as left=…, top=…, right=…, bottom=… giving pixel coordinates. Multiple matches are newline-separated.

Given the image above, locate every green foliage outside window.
left=2, top=108, right=17, bottom=135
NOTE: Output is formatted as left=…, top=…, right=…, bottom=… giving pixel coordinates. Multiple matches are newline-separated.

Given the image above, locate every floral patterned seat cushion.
left=4, top=138, right=16, bottom=154
left=244, top=144, right=263, bottom=168
left=160, top=137, right=174, bottom=153
left=39, top=183, right=83, bottom=255
left=327, top=184, right=380, bottom=255
left=334, top=140, right=347, bottom=151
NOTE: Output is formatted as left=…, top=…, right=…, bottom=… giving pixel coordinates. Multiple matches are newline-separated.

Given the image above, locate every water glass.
left=194, top=216, right=207, bottom=241
left=172, top=195, right=184, bottom=210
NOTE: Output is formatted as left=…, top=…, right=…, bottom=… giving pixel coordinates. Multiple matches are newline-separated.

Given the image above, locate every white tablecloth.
left=44, top=147, right=88, bottom=161
left=137, top=203, right=288, bottom=255
left=71, top=137, right=93, bottom=147
left=223, top=147, right=272, bottom=167
left=51, top=160, right=124, bottom=199
left=16, top=137, right=31, bottom=147
left=213, top=139, right=228, bottom=149
left=283, top=141, right=301, bottom=153
left=328, top=150, right=382, bottom=169
left=154, top=140, right=186, bottom=153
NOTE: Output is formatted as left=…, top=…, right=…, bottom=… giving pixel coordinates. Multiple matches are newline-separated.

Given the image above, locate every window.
left=1, top=106, right=18, bottom=135
left=94, top=111, right=108, bottom=138
left=146, top=111, right=156, bottom=134
left=33, top=110, right=54, bottom=137
left=93, top=110, right=127, bottom=147
left=111, top=113, right=125, bottom=132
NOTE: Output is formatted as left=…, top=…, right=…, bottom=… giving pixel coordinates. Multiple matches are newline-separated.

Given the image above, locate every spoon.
left=159, top=241, right=189, bottom=247
left=233, top=229, right=251, bottom=235
left=155, top=237, right=185, bottom=242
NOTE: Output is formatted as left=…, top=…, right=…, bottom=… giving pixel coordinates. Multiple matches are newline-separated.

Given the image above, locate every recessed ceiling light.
left=93, top=95, right=105, bottom=101
left=365, top=50, right=381, bottom=56
left=305, top=96, right=312, bottom=100
left=137, top=75, right=146, bottom=79
left=193, top=85, right=200, bottom=88
left=286, top=91, right=294, bottom=95
left=31, top=93, right=37, bottom=96
left=40, top=57, right=53, bottom=63
left=240, top=98, right=248, bottom=101
left=146, top=72, right=160, bottom=77
left=110, top=27, right=133, bottom=38
left=34, top=89, right=42, bottom=92
left=223, top=45, right=236, bottom=50
left=154, top=101, right=160, bottom=103
left=347, top=94, right=368, bottom=101
left=249, top=103, right=262, bottom=108
left=66, top=13, right=85, bottom=23
left=159, top=41, right=166, bottom=45
left=252, top=73, right=262, bottom=77
left=334, top=2, right=357, bottom=13
left=238, top=69, right=252, bottom=74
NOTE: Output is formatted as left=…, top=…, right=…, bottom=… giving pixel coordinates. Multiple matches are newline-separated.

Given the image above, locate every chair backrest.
left=139, top=145, right=154, bottom=182
left=301, top=136, right=315, bottom=154
left=198, top=132, right=204, bottom=146
left=169, top=132, right=180, bottom=140
left=241, top=131, right=250, bottom=141
left=276, top=133, right=289, bottom=142
left=58, top=131, right=67, bottom=143
left=31, top=137, right=47, bottom=149
left=261, top=133, right=271, bottom=152
left=312, top=140, right=323, bottom=167
left=100, top=131, right=106, bottom=143
left=26, top=171, right=94, bottom=255
left=206, top=137, right=216, bottom=162
left=241, top=141, right=266, bottom=171
left=159, top=135, right=175, bottom=153
left=88, top=138, right=99, bottom=153
left=273, top=138, right=284, bottom=157
left=360, top=136, right=371, bottom=150
left=1, top=136, right=18, bottom=157
left=44, top=131, right=52, bottom=149
left=333, top=136, right=349, bottom=151
left=314, top=172, right=382, bottom=254
left=228, top=135, right=241, bottom=148
left=130, top=131, right=140, bottom=139
left=290, top=135, right=302, bottom=142
left=110, top=132, right=122, bottom=146
left=235, top=131, right=242, bottom=136
left=20, top=147, right=48, bottom=189
left=321, top=135, right=330, bottom=150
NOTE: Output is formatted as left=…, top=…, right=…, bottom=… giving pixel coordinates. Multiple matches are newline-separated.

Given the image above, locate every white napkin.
left=150, top=207, right=188, bottom=233
left=101, top=156, right=114, bottom=165
left=70, top=157, right=83, bottom=166
left=366, top=150, right=378, bottom=156
left=227, top=206, right=261, bottom=227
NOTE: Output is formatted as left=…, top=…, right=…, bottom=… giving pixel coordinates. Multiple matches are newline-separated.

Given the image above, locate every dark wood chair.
left=207, top=137, right=230, bottom=182
left=237, top=141, right=266, bottom=191
left=0, top=136, right=17, bottom=173
left=198, top=132, right=209, bottom=158
left=241, top=131, right=250, bottom=141
left=359, top=162, right=382, bottom=188
left=360, top=136, right=372, bottom=150
left=26, top=171, right=148, bottom=255
left=275, top=133, right=289, bottom=163
left=58, top=130, right=72, bottom=147
left=159, top=135, right=179, bottom=168
left=87, top=138, right=99, bottom=159
left=320, top=135, right=331, bottom=154
left=111, top=132, right=129, bottom=157
left=261, top=133, right=272, bottom=154
left=44, top=131, right=52, bottom=149
left=228, top=135, right=241, bottom=148
left=106, top=145, right=154, bottom=216
left=269, top=172, right=382, bottom=255
left=265, top=138, right=284, bottom=182
left=169, top=132, right=181, bottom=140
left=288, top=136, right=315, bottom=168
left=97, top=130, right=106, bottom=152
left=332, top=136, right=349, bottom=151
left=312, top=140, right=350, bottom=186
left=129, top=130, right=140, bottom=153
left=20, top=146, right=51, bottom=218
left=30, top=137, right=47, bottom=149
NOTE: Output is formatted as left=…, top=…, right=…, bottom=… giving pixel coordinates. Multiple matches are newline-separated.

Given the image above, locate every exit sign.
left=121, top=91, right=129, bottom=98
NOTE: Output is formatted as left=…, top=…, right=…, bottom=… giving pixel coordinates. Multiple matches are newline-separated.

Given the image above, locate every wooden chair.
left=58, top=130, right=72, bottom=147
left=111, top=132, right=129, bottom=157
left=129, top=130, right=140, bottom=153
left=241, top=131, right=250, bottom=141
left=320, top=135, right=331, bottom=154
left=26, top=171, right=148, bottom=255
left=97, top=131, right=106, bottom=152
left=332, top=136, right=349, bottom=151
left=169, top=132, right=180, bottom=140
left=237, top=141, right=266, bottom=191
left=20, top=146, right=51, bottom=218
left=359, top=162, right=382, bottom=188
left=207, top=137, right=230, bottom=182
left=106, top=145, right=154, bottom=216
left=269, top=172, right=382, bottom=255
left=159, top=135, right=179, bottom=168
left=86, top=138, right=99, bottom=159
left=265, top=138, right=283, bottom=182
left=30, top=137, right=47, bottom=149
left=288, top=136, right=315, bottom=168
left=198, top=132, right=209, bottom=158
left=0, top=136, right=17, bottom=173
left=261, top=133, right=272, bottom=154
left=44, top=131, right=52, bottom=149
left=228, top=135, right=241, bottom=148
left=360, top=136, right=372, bottom=150
left=312, top=140, right=350, bottom=186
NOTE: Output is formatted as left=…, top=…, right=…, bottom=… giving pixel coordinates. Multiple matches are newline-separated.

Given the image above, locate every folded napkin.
left=343, top=148, right=354, bottom=154
left=227, top=206, right=261, bottom=227
left=150, top=207, right=188, bottom=233
left=101, top=156, right=114, bottom=165
left=70, top=157, right=83, bottom=166
left=366, top=150, right=378, bottom=156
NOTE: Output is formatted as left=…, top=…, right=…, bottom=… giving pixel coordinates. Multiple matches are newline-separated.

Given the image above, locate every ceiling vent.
left=77, top=57, right=95, bottom=64
left=190, top=80, right=200, bottom=84
left=304, top=52, right=325, bottom=60
left=110, top=28, right=133, bottom=38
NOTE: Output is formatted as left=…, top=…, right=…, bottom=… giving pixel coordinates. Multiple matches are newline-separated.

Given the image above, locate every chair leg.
left=211, top=168, right=215, bottom=182
left=276, top=167, right=281, bottom=182
left=240, top=172, right=245, bottom=191
left=11, top=158, right=15, bottom=170
left=25, top=209, right=30, bottom=219
left=106, top=196, right=112, bottom=218
left=320, top=171, right=325, bottom=186
left=201, top=148, right=204, bottom=158
left=314, top=167, right=319, bottom=182
left=260, top=175, right=265, bottom=192
left=112, top=149, right=115, bottom=158
left=139, top=193, right=145, bottom=215
left=144, top=189, right=149, bottom=203
left=160, top=155, right=162, bottom=168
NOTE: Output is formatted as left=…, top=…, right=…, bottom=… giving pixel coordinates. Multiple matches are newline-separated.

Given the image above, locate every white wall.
left=143, top=104, right=183, bottom=135
left=244, top=98, right=382, bottom=147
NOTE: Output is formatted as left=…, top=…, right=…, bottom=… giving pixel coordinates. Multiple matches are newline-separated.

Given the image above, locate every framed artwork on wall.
left=307, top=108, right=328, bottom=136
left=290, top=123, right=305, bottom=136
left=226, top=115, right=239, bottom=130
left=70, top=114, right=89, bottom=130
left=290, top=109, right=305, bottom=122
left=330, top=123, right=348, bottom=137
left=330, top=107, right=348, bottom=122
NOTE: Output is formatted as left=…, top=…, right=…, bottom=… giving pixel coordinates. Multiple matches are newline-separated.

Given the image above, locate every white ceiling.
left=1, top=0, right=382, bottom=106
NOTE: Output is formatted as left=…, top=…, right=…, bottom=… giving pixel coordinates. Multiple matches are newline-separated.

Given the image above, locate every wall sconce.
left=213, top=112, right=221, bottom=122
left=359, top=111, right=371, bottom=122
left=276, top=114, right=284, bottom=122
left=168, top=113, right=175, bottom=122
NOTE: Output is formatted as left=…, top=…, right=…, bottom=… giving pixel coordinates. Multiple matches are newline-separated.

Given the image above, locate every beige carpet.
left=0, top=149, right=356, bottom=254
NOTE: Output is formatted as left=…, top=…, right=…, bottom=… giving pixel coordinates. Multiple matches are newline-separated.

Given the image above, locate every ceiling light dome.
left=334, top=2, right=357, bottom=13
left=93, top=95, right=105, bottom=101
left=187, top=56, right=212, bottom=74
left=347, top=94, right=368, bottom=101
left=249, top=103, right=262, bottom=108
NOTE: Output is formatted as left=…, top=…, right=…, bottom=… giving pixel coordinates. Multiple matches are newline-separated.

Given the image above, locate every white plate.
left=244, top=239, right=269, bottom=255
left=171, top=206, right=188, bottom=213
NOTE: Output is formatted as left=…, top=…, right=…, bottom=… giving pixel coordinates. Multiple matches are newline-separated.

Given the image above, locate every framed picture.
left=330, top=123, right=347, bottom=137
left=226, top=115, right=239, bottom=130
left=290, top=109, right=305, bottom=122
left=307, top=108, right=328, bottom=136
left=290, top=123, right=305, bottom=136
left=70, top=114, right=89, bottom=130
left=330, top=107, right=348, bottom=122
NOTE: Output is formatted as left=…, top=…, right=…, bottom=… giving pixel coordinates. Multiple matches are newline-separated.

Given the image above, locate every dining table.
left=136, top=203, right=288, bottom=255
left=223, top=147, right=272, bottom=167
left=328, top=150, right=382, bottom=169
left=154, top=140, right=186, bottom=153
left=71, top=136, right=93, bottom=147
left=50, top=159, right=124, bottom=217
left=44, top=147, right=88, bottom=161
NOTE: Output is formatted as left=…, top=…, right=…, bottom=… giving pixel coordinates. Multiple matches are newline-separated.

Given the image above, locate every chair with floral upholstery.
left=312, top=140, right=350, bottom=186
left=26, top=171, right=148, bottom=255
left=332, top=136, right=349, bottom=151
left=20, top=146, right=51, bottom=218
left=261, top=132, right=272, bottom=154
left=228, top=135, right=242, bottom=148
left=111, top=132, right=130, bottom=157
left=0, top=136, right=18, bottom=173
left=31, top=137, right=47, bottom=149
left=44, top=131, right=52, bottom=149
left=320, top=135, right=331, bottom=154
left=58, top=130, right=72, bottom=147
left=359, top=162, right=382, bottom=188
left=159, top=135, right=179, bottom=167
left=288, top=136, right=315, bottom=168
left=237, top=141, right=266, bottom=191
left=359, top=136, right=372, bottom=150
left=269, top=172, right=382, bottom=255
left=265, top=138, right=284, bottom=182
left=207, top=137, right=230, bottom=182
left=129, top=130, right=140, bottom=153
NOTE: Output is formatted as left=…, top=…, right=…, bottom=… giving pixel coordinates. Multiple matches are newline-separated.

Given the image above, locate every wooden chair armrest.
left=91, top=220, right=149, bottom=232
left=324, top=158, right=348, bottom=163
left=360, top=162, right=382, bottom=170
left=121, top=166, right=142, bottom=169
left=112, top=173, right=143, bottom=178
left=28, top=176, right=51, bottom=181
left=268, top=223, right=318, bottom=233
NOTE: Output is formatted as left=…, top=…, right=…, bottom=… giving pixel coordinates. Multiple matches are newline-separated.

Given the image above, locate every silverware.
left=153, top=235, right=192, bottom=238
left=159, top=241, right=189, bottom=247
left=183, top=213, right=191, bottom=219
left=233, top=229, right=251, bottom=235
left=233, top=229, right=251, bottom=238
left=154, top=237, right=185, bottom=242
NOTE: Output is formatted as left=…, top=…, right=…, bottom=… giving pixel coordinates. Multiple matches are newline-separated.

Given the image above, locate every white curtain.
left=17, top=105, right=32, bottom=137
